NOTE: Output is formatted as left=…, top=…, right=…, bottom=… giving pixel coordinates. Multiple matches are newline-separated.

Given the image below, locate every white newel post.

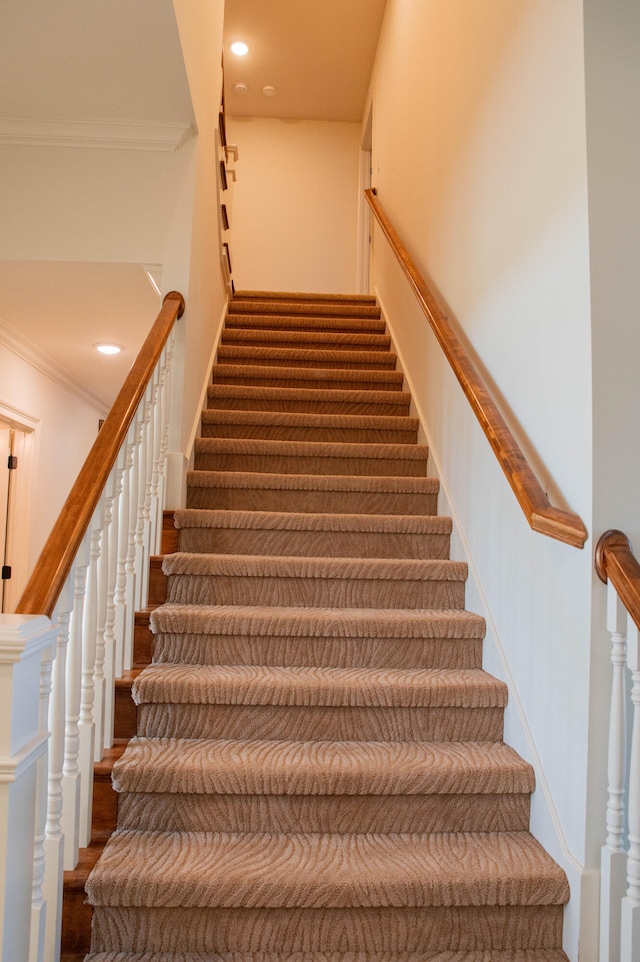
left=622, top=618, right=640, bottom=961
left=601, top=581, right=630, bottom=962
left=42, top=587, right=72, bottom=962
left=29, top=647, right=53, bottom=962
left=0, top=615, right=57, bottom=962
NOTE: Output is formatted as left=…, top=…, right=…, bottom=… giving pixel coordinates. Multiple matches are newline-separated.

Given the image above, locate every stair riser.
left=165, top=572, right=464, bottom=610
left=136, top=704, right=504, bottom=743
left=90, top=903, right=563, bottom=954
left=187, top=486, right=439, bottom=516
left=221, top=331, right=392, bottom=350
left=176, top=527, right=450, bottom=560
left=225, top=315, right=386, bottom=333
left=193, top=451, right=428, bottom=477
left=151, top=633, right=483, bottom=670
left=228, top=302, right=382, bottom=319
left=212, top=371, right=403, bottom=392
left=217, top=352, right=397, bottom=372
left=116, top=791, right=531, bottom=835
left=201, top=423, right=418, bottom=445
left=208, top=395, right=411, bottom=416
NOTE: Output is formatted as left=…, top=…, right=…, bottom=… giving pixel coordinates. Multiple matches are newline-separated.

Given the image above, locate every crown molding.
left=0, top=321, right=109, bottom=415
left=0, top=117, right=197, bottom=152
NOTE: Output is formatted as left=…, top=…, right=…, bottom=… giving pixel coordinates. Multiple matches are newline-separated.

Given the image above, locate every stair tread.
left=194, top=437, right=427, bottom=461
left=187, top=471, right=439, bottom=493
left=172, top=510, right=450, bottom=535
left=225, top=315, right=387, bottom=334
left=162, top=553, right=466, bottom=581
left=84, top=953, right=570, bottom=962
left=234, top=290, right=379, bottom=303
left=211, top=363, right=403, bottom=386
left=217, top=345, right=397, bottom=367
left=222, top=328, right=391, bottom=349
left=149, top=604, right=485, bottom=639
left=201, top=409, right=418, bottom=432
left=132, top=664, right=506, bottom=708
left=112, top=737, right=533, bottom=796
left=207, top=384, right=411, bottom=405
left=228, top=301, right=381, bottom=319
left=85, top=829, right=569, bottom=908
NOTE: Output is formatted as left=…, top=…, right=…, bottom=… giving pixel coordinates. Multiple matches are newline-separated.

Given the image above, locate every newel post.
left=0, top=614, right=57, bottom=962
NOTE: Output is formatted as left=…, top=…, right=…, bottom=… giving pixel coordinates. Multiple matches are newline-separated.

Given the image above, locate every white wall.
left=226, top=117, right=360, bottom=293
left=583, top=0, right=640, bottom=880
left=0, top=344, right=103, bottom=598
left=165, top=0, right=228, bottom=505
left=368, top=3, right=596, bottom=957
left=0, top=142, right=194, bottom=266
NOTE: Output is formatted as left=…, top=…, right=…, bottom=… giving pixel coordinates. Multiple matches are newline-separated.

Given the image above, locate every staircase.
left=82, top=291, right=569, bottom=960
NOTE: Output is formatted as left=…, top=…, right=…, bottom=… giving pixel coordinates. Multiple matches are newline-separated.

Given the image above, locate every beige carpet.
left=84, top=292, right=569, bottom=961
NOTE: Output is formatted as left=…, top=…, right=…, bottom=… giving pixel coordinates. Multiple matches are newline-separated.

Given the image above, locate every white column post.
left=601, top=581, right=630, bottom=962
left=0, top=615, right=57, bottom=962
left=29, top=648, right=53, bottom=962
left=42, top=587, right=72, bottom=962
left=622, top=617, right=640, bottom=961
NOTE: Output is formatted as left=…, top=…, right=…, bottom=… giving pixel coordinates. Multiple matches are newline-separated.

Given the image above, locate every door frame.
left=0, top=402, right=37, bottom=612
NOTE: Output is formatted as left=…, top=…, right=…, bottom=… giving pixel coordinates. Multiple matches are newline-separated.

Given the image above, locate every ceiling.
left=223, top=0, right=387, bottom=122
left=1, top=0, right=386, bottom=409
left=0, top=263, right=162, bottom=412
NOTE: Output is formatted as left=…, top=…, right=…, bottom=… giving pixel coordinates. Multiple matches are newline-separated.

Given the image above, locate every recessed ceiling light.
left=234, top=82, right=249, bottom=95
left=230, top=41, right=249, bottom=56
left=263, top=85, right=277, bottom=97
left=95, top=343, right=123, bottom=355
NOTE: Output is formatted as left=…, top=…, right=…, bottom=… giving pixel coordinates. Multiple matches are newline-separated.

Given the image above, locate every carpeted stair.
left=84, top=292, right=569, bottom=960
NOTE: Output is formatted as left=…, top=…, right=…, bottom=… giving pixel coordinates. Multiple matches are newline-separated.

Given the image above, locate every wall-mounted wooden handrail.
left=16, top=291, right=185, bottom=618
left=365, top=188, right=587, bottom=549
left=596, top=530, right=640, bottom=630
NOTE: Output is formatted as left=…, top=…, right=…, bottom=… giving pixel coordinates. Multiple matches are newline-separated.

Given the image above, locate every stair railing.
left=0, top=290, right=184, bottom=962
left=364, top=188, right=587, bottom=549
left=596, top=530, right=640, bottom=962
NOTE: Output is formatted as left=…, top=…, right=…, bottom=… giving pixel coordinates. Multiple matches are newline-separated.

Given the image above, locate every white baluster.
left=134, top=384, right=153, bottom=612
left=29, top=649, right=53, bottom=962
left=77, top=510, right=102, bottom=848
left=93, top=482, right=113, bottom=761
left=141, top=376, right=159, bottom=608
left=42, top=584, right=73, bottom=962
left=123, top=416, right=143, bottom=669
left=601, top=582, right=630, bottom=962
left=151, top=344, right=169, bottom=552
left=61, top=536, right=89, bottom=871
left=104, top=458, right=124, bottom=744
left=621, top=617, right=640, bottom=961
left=113, top=443, right=130, bottom=679
left=157, top=333, right=175, bottom=522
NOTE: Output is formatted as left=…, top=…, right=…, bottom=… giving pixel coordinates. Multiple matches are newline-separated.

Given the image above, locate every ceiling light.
left=234, top=82, right=249, bottom=95
left=263, top=85, right=277, bottom=97
left=230, top=41, right=249, bottom=56
left=95, top=343, right=123, bottom=355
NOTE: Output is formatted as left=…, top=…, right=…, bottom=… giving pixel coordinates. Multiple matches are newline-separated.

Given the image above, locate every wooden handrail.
left=596, top=530, right=640, bottom=631
left=365, top=188, right=587, bottom=549
left=16, top=291, right=185, bottom=618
